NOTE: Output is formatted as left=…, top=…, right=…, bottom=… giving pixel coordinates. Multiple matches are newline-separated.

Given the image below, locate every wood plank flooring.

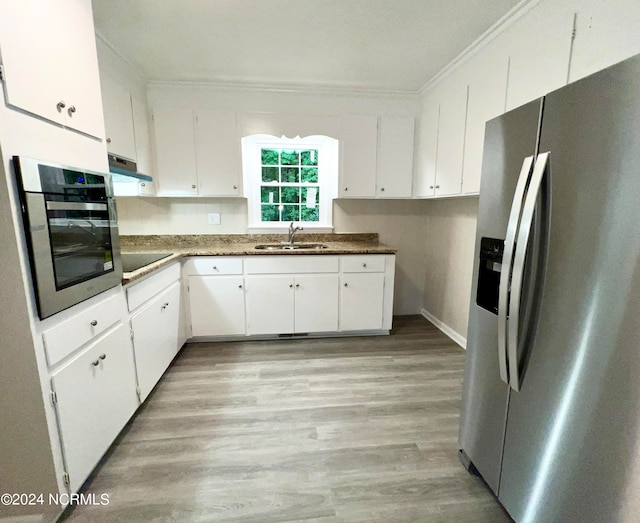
left=61, top=316, right=511, bottom=522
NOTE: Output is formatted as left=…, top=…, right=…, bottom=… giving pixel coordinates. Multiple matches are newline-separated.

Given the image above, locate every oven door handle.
left=46, top=201, right=108, bottom=212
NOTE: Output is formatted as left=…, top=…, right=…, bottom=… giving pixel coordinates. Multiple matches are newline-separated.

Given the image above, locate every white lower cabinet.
left=246, top=275, right=295, bottom=335
left=189, top=276, right=246, bottom=336
left=294, top=274, right=339, bottom=333
left=130, top=281, right=181, bottom=401
left=340, top=273, right=385, bottom=331
left=51, top=323, right=138, bottom=493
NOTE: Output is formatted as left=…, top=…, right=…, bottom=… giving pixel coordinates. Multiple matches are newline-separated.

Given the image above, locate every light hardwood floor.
left=62, top=316, right=512, bottom=522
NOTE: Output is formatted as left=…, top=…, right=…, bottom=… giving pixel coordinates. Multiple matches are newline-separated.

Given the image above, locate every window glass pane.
left=302, top=186, right=319, bottom=206
left=261, top=187, right=279, bottom=203
left=301, top=206, right=319, bottom=222
left=261, top=205, right=280, bottom=222
left=281, top=187, right=300, bottom=204
left=301, top=150, right=318, bottom=166
left=262, top=166, right=278, bottom=183
left=261, top=149, right=279, bottom=165
left=281, top=205, right=300, bottom=222
left=280, top=150, right=299, bottom=165
left=301, top=167, right=318, bottom=183
left=281, top=167, right=300, bottom=183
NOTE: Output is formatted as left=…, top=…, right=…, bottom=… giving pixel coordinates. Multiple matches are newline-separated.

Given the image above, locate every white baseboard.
left=421, top=309, right=467, bottom=349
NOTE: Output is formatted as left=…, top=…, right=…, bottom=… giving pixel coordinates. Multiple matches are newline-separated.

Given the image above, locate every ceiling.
left=92, top=0, right=521, bottom=93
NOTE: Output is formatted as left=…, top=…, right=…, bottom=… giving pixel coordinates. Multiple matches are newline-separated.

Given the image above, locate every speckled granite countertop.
left=120, top=234, right=396, bottom=285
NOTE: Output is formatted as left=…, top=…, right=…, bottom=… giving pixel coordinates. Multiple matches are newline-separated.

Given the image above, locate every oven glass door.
left=46, top=201, right=115, bottom=290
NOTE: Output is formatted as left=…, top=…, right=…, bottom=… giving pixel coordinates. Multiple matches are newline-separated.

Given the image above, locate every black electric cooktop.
left=121, top=252, right=172, bottom=273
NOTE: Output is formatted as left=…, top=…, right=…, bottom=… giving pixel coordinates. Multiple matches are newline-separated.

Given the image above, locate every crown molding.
left=95, top=30, right=147, bottom=83
left=146, top=78, right=421, bottom=99
left=419, top=0, right=542, bottom=95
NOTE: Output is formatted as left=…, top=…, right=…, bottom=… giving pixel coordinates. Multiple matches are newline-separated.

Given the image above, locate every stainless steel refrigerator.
left=459, top=53, right=640, bottom=523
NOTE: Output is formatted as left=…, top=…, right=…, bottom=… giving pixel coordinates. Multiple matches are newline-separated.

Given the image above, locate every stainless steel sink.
left=254, top=243, right=328, bottom=251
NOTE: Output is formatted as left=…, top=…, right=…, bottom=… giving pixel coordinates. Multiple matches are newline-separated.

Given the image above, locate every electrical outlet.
left=207, top=213, right=221, bottom=225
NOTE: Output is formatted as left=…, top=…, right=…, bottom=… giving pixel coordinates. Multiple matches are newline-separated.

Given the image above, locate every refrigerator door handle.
left=498, top=155, right=535, bottom=385
left=508, top=151, right=550, bottom=392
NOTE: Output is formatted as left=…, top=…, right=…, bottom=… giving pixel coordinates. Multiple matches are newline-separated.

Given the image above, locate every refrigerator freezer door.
left=499, top=54, right=640, bottom=522
left=459, top=99, right=542, bottom=493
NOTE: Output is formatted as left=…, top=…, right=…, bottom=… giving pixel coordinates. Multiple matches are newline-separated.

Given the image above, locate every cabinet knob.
left=289, top=283, right=293, bottom=288
left=238, top=284, right=243, bottom=289
left=106, top=137, right=112, bottom=144
left=99, top=353, right=106, bottom=360
left=296, top=283, right=300, bottom=288
left=68, top=105, right=76, bottom=115
left=91, top=359, right=100, bottom=366
left=212, top=266, right=218, bottom=270
left=363, top=263, right=367, bottom=268
left=435, top=185, right=440, bottom=189
left=344, top=283, right=348, bottom=287
left=429, top=185, right=434, bottom=189
left=141, top=182, right=146, bottom=187
left=191, top=184, right=196, bottom=189
left=233, top=185, right=238, bottom=190
left=56, top=100, right=66, bottom=111
left=344, top=187, right=348, bottom=191
left=380, top=187, right=385, bottom=192
left=90, top=320, right=98, bottom=327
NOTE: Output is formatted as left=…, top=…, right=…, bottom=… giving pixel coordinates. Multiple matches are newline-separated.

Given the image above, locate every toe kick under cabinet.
left=184, top=253, right=395, bottom=338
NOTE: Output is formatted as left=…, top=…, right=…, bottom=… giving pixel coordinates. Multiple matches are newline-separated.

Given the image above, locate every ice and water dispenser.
left=476, top=237, right=504, bottom=314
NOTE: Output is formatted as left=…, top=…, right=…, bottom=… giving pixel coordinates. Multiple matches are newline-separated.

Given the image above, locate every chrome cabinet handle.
left=435, top=185, right=440, bottom=189
left=238, top=284, right=243, bottom=289
left=191, top=184, right=196, bottom=189
left=344, top=283, right=348, bottom=287
left=429, top=185, right=434, bottom=189
left=161, top=302, right=170, bottom=310
left=91, top=359, right=100, bottom=366
left=289, top=283, right=293, bottom=288
left=90, top=320, right=98, bottom=327
left=362, top=263, right=367, bottom=268
left=56, top=101, right=66, bottom=110
left=212, top=266, right=218, bottom=270
left=68, top=105, right=76, bottom=114
left=380, top=187, right=385, bottom=192
left=106, top=137, right=112, bottom=143
left=233, top=185, right=238, bottom=189
left=99, top=354, right=106, bottom=360
left=141, top=182, right=146, bottom=187
left=295, top=283, right=300, bottom=288
left=344, top=187, right=348, bottom=191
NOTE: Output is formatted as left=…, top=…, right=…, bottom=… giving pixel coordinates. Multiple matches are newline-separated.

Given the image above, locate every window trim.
left=242, top=134, right=338, bottom=230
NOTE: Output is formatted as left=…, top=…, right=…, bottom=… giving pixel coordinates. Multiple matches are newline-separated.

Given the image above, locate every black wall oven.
left=13, top=156, right=122, bottom=319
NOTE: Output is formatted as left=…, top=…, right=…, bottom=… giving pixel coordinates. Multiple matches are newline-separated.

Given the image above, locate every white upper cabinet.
left=131, top=96, right=153, bottom=176
left=569, top=1, right=640, bottom=82
left=153, top=108, right=199, bottom=195
left=340, top=115, right=378, bottom=198
left=503, top=4, right=575, bottom=111
left=414, top=98, right=440, bottom=197
left=376, top=116, right=415, bottom=198
left=461, top=42, right=509, bottom=195
left=195, top=110, right=242, bottom=197
left=0, top=0, right=105, bottom=139
left=101, top=75, right=137, bottom=161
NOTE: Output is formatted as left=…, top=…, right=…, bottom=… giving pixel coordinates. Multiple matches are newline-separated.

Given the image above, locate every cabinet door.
left=189, top=276, right=246, bottom=336
left=131, top=282, right=181, bottom=402
left=246, top=276, right=294, bottom=335
left=462, top=43, right=509, bottom=194
left=196, top=110, right=241, bottom=196
left=414, top=98, right=439, bottom=197
left=434, top=77, right=467, bottom=197
left=101, top=76, right=137, bottom=160
left=377, top=116, right=415, bottom=198
left=132, top=96, right=153, bottom=176
left=0, top=0, right=104, bottom=138
left=569, top=1, right=640, bottom=82
left=340, top=273, right=385, bottom=331
left=51, top=323, right=138, bottom=493
left=504, top=4, right=574, bottom=111
left=340, top=115, right=377, bottom=197
left=294, top=275, right=339, bottom=333
left=153, top=108, right=198, bottom=195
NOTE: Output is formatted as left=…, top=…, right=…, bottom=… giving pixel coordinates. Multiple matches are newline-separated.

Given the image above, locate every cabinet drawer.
left=43, top=292, right=125, bottom=366
left=126, top=262, right=180, bottom=311
left=51, top=323, right=138, bottom=492
left=184, top=257, right=243, bottom=276
left=245, top=255, right=339, bottom=274
left=341, top=255, right=386, bottom=273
